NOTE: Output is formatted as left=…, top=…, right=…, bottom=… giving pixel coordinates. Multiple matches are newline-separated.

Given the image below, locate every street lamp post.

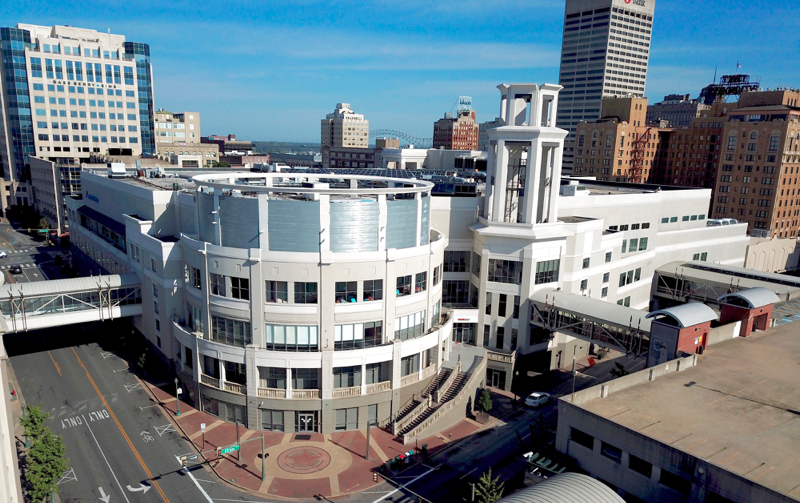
left=174, top=377, right=181, bottom=416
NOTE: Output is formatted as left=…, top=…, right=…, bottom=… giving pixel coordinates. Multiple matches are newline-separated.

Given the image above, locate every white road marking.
left=100, top=352, right=115, bottom=359
left=98, top=486, right=111, bottom=503
left=124, top=383, right=143, bottom=392
left=154, top=424, right=175, bottom=437
left=125, top=483, right=151, bottom=494
left=193, top=478, right=215, bottom=484
left=176, top=455, right=214, bottom=503
left=139, top=405, right=159, bottom=410
left=113, top=368, right=129, bottom=373
left=56, top=467, right=77, bottom=484
left=83, top=414, right=131, bottom=503
left=369, top=466, right=435, bottom=503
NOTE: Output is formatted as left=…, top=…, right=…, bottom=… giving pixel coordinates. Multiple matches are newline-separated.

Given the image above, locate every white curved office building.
left=62, top=82, right=751, bottom=434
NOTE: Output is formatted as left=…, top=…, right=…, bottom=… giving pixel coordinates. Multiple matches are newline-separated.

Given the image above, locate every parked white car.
left=525, top=392, right=551, bottom=408
left=0, top=251, right=6, bottom=258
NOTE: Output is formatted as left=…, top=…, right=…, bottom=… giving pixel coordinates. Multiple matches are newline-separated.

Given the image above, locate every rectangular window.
left=394, top=311, right=425, bottom=340
left=396, top=275, right=412, bottom=296
left=363, top=279, right=383, bottom=301
left=471, top=251, right=481, bottom=277
left=334, top=407, right=359, bottom=431
left=487, top=259, right=523, bottom=284
left=619, top=272, right=627, bottom=287
left=209, top=273, right=226, bottom=296
left=498, top=294, right=507, bottom=317
left=415, top=272, right=427, bottom=293
left=600, top=441, right=622, bottom=463
left=400, top=354, right=419, bottom=376
left=483, top=325, right=490, bottom=347
left=639, top=237, right=648, bottom=250
left=495, top=327, right=504, bottom=349
left=580, top=279, right=588, bottom=291
left=230, top=277, right=249, bottom=300
left=294, top=282, right=317, bottom=304
left=513, top=296, right=520, bottom=319
left=485, top=292, right=492, bottom=315
left=335, top=281, right=358, bottom=303
left=292, top=368, right=319, bottom=390
left=332, top=366, right=362, bottom=388
left=442, top=280, right=470, bottom=306
left=443, top=251, right=469, bottom=272
left=191, top=267, right=200, bottom=289
left=629, top=454, right=652, bottom=478
left=603, top=272, right=609, bottom=283
left=365, top=363, right=383, bottom=385
left=621, top=239, right=627, bottom=253
left=629, top=239, right=638, bottom=252
left=570, top=428, right=594, bottom=450
left=261, top=409, right=284, bottom=432
left=535, top=259, right=560, bottom=284
left=605, top=251, right=612, bottom=263
left=432, top=265, right=441, bottom=287
left=582, top=257, right=590, bottom=269
left=211, top=316, right=252, bottom=347
left=266, top=280, right=288, bottom=303
left=660, top=470, right=691, bottom=495
left=601, top=287, right=608, bottom=298
left=335, top=321, right=383, bottom=350
left=634, top=267, right=641, bottom=282
left=265, top=325, right=318, bottom=352
left=700, top=252, right=707, bottom=261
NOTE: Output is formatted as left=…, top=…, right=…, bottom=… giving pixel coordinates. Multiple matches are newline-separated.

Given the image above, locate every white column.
left=491, top=140, right=509, bottom=222
left=218, top=360, right=226, bottom=389
left=360, top=362, right=367, bottom=395
left=378, top=194, right=387, bottom=251
left=415, top=192, right=422, bottom=247
left=285, top=366, right=292, bottom=399
left=522, top=139, right=541, bottom=224
left=418, top=350, right=425, bottom=379
left=547, top=145, right=563, bottom=222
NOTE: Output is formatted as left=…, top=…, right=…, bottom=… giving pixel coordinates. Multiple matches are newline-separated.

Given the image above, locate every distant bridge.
left=370, top=129, right=433, bottom=149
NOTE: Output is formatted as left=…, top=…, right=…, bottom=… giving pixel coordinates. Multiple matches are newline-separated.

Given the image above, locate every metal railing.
left=433, top=362, right=460, bottom=404
left=402, top=357, right=486, bottom=444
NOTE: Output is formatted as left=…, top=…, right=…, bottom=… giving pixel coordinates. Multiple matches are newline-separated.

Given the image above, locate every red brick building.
left=433, top=110, right=479, bottom=151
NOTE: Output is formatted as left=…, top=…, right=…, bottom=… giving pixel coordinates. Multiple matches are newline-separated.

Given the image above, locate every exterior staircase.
left=396, top=369, right=470, bottom=437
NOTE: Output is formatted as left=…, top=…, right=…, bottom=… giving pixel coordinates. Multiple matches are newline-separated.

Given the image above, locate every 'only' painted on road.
left=61, top=410, right=109, bottom=429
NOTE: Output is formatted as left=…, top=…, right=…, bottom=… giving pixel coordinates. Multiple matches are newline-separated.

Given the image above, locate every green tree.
left=38, top=217, right=49, bottom=230
left=476, top=388, right=493, bottom=413
left=474, top=468, right=504, bottom=503
left=20, top=404, right=49, bottom=444
left=26, top=426, right=68, bottom=502
left=529, top=412, right=549, bottom=446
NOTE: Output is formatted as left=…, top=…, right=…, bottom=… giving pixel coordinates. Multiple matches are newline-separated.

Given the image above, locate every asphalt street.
left=7, top=324, right=275, bottom=503
left=0, top=221, right=54, bottom=284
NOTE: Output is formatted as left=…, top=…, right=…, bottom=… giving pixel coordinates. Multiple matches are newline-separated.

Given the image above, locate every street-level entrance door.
left=296, top=411, right=317, bottom=432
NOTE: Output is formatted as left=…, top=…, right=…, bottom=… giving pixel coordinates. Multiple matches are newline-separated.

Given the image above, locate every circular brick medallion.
left=277, top=446, right=332, bottom=474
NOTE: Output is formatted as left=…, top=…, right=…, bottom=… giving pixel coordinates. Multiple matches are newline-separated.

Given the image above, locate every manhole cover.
left=295, top=434, right=312, bottom=440
left=277, top=446, right=332, bottom=474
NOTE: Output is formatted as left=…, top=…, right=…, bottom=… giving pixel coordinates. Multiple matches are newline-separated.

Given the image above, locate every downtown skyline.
left=3, top=0, right=799, bottom=143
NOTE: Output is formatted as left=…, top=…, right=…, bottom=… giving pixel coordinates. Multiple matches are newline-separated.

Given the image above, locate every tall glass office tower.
left=0, top=24, right=155, bottom=207
left=556, top=0, right=656, bottom=175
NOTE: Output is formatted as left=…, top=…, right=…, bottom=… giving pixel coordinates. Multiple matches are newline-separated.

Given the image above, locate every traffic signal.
left=373, top=472, right=378, bottom=482
left=216, top=447, right=222, bottom=459
left=181, top=456, right=187, bottom=467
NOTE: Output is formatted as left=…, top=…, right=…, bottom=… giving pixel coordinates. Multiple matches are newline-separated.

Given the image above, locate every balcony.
left=258, top=387, right=285, bottom=398
left=332, top=386, right=361, bottom=398
left=366, top=381, right=391, bottom=394
left=224, top=381, right=245, bottom=395
left=400, top=373, right=419, bottom=387
left=292, top=389, right=320, bottom=399
left=200, top=373, right=220, bottom=388
left=487, top=349, right=516, bottom=365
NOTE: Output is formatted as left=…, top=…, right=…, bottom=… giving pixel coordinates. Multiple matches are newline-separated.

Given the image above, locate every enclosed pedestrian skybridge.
left=0, top=274, right=142, bottom=333
left=531, top=290, right=652, bottom=357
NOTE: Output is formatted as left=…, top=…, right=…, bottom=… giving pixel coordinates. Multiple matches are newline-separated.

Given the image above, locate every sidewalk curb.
left=6, top=358, right=64, bottom=503
left=133, top=369, right=383, bottom=501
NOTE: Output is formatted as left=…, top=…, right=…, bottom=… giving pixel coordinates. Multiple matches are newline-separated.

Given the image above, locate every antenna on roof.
left=108, top=28, right=111, bottom=34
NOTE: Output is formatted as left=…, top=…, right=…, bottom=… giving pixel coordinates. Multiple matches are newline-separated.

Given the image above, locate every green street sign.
left=38, top=230, right=49, bottom=233
left=221, top=444, right=240, bottom=454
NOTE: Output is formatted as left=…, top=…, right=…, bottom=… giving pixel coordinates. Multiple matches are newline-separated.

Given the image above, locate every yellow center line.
left=48, top=351, right=61, bottom=376
left=71, top=348, right=170, bottom=503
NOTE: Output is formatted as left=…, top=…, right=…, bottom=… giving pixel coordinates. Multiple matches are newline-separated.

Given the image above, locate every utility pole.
left=236, top=421, right=241, bottom=461
left=365, top=422, right=372, bottom=460
left=571, top=345, right=577, bottom=403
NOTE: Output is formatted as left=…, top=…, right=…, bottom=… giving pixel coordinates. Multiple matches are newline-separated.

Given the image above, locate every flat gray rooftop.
left=577, top=321, right=800, bottom=498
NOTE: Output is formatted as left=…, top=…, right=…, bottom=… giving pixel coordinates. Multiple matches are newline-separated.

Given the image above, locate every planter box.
left=474, top=412, right=491, bottom=424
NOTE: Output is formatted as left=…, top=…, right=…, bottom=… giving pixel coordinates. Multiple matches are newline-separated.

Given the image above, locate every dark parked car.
left=9, top=265, right=22, bottom=274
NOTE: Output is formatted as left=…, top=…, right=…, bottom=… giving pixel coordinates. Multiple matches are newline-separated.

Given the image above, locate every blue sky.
left=5, top=0, right=800, bottom=143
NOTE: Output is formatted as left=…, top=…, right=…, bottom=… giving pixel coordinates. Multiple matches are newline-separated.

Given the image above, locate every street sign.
left=177, top=387, right=183, bottom=395
left=200, top=423, right=206, bottom=431
left=221, top=444, right=240, bottom=454
left=189, top=455, right=199, bottom=461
